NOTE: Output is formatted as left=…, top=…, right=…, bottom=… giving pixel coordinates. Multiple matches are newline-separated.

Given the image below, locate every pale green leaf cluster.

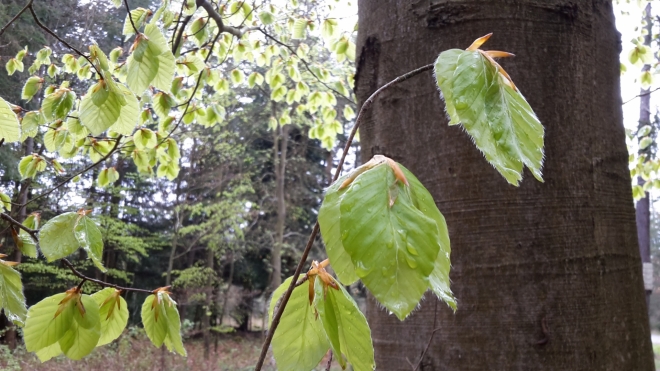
left=434, top=49, right=545, bottom=186
left=0, top=97, right=20, bottom=143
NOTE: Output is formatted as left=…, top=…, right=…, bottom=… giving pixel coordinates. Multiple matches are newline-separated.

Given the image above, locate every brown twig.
left=0, top=212, right=37, bottom=239
left=0, top=138, right=4, bottom=148
left=623, top=86, right=660, bottom=105
left=411, top=300, right=439, bottom=371
left=254, top=62, right=436, bottom=371
left=27, top=4, right=102, bottom=77
left=171, top=15, right=192, bottom=54
left=325, top=350, right=333, bottom=371
left=0, top=0, right=33, bottom=38
left=19, top=135, right=123, bottom=208
left=123, top=0, right=140, bottom=35
left=62, top=258, right=153, bottom=294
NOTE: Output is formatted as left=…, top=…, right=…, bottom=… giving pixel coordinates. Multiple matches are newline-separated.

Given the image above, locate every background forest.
left=1, top=0, right=660, bottom=370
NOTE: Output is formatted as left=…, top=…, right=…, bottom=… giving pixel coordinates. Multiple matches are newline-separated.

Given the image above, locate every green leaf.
left=0, top=259, right=28, bottom=326
left=0, top=192, right=10, bottom=212
left=258, top=11, right=274, bottom=25
left=230, top=69, right=244, bottom=85
left=321, top=157, right=443, bottom=320
left=21, top=76, right=43, bottom=102
left=16, top=213, right=39, bottom=258
left=640, top=136, right=653, bottom=150
left=153, top=92, right=175, bottom=118
left=79, top=79, right=139, bottom=136
left=44, top=127, right=72, bottom=153
left=98, top=167, right=119, bottom=187
left=319, top=172, right=360, bottom=285
left=141, top=290, right=186, bottom=356
left=92, top=288, right=129, bottom=346
left=126, top=24, right=175, bottom=95
left=58, top=295, right=101, bottom=360
left=292, top=18, right=308, bottom=39
left=24, top=288, right=100, bottom=361
left=269, top=277, right=329, bottom=370
left=134, top=128, right=157, bottom=149
left=74, top=214, right=107, bottom=272
left=434, top=48, right=545, bottom=186
left=123, top=7, right=151, bottom=37
left=0, top=97, right=20, bottom=142
left=322, top=19, right=337, bottom=40
left=313, top=277, right=375, bottom=371
left=39, top=211, right=105, bottom=270
left=24, top=293, right=73, bottom=352
left=18, top=154, right=47, bottom=179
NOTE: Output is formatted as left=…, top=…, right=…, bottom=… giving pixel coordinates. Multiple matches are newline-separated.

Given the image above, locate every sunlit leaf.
left=79, top=78, right=139, bottom=136
left=0, top=97, right=20, bottom=142
left=126, top=24, right=175, bottom=94
left=92, top=288, right=129, bottom=346
left=0, top=257, right=28, bottom=326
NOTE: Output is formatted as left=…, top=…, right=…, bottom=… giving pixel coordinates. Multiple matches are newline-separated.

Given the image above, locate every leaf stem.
left=254, top=61, right=435, bottom=371
left=62, top=258, right=154, bottom=294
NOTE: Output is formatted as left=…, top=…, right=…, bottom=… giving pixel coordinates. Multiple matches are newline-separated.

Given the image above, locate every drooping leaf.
left=123, top=7, right=151, bottom=37
left=79, top=78, right=139, bottom=136
left=269, top=277, right=329, bottom=371
left=98, top=167, right=120, bottom=188
left=24, top=287, right=100, bottom=361
left=141, top=289, right=186, bottom=356
left=73, top=214, right=106, bottom=272
left=92, top=288, right=129, bottom=346
left=0, top=192, right=10, bottom=212
left=292, top=18, right=309, bottom=39
left=320, top=156, right=443, bottom=320
left=15, top=213, right=39, bottom=258
left=314, top=277, right=375, bottom=371
left=134, top=128, right=157, bottom=149
left=0, top=257, right=28, bottom=326
left=126, top=24, right=175, bottom=94
left=21, top=76, right=43, bottom=102
left=39, top=211, right=105, bottom=270
left=434, top=41, right=544, bottom=186
left=0, top=96, right=20, bottom=142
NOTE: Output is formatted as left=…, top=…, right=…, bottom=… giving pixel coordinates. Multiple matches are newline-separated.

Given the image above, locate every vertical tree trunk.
left=356, top=1, right=654, bottom=370
left=203, top=247, right=214, bottom=360
left=636, top=2, right=653, bottom=308
left=270, top=123, right=289, bottom=291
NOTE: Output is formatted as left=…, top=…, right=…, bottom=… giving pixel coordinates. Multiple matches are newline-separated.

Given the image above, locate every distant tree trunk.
left=270, top=123, right=289, bottom=291
left=356, top=0, right=654, bottom=370
left=636, top=2, right=653, bottom=309
left=203, top=247, right=214, bottom=359
left=4, top=137, right=32, bottom=349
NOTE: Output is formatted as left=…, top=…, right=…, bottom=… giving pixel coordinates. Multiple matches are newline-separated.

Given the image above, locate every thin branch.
left=258, top=28, right=355, bottom=105
left=0, top=0, right=33, bottom=38
left=123, top=0, right=140, bottom=35
left=0, top=138, right=4, bottom=148
left=0, top=212, right=38, bottom=239
left=623, top=86, right=660, bottom=105
left=412, top=300, right=439, bottom=371
left=325, top=350, right=333, bottom=371
left=172, top=15, right=192, bottom=54
left=170, top=0, right=188, bottom=49
left=20, top=135, right=123, bottom=208
left=27, top=4, right=102, bottom=77
left=62, top=259, right=154, bottom=294
left=254, top=61, right=436, bottom=371
left=197, top=0, right=257, bottom=38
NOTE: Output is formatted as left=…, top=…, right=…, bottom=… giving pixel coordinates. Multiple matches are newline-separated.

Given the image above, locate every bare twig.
left=0, top=0, right=33, bottom=38
left=254, top=62, right=436, bottom=371
left=27, top=4, right=102, bottom=77
left=172, top=15, right=192, bottom=54
left=623, top=86, right=660, bottom=105
left=170, top=0, right=188, bottom=49
left=0, top=138, right=4, bottom=148
left=62, top=258, right=154, bottom=294
left=325, top=350, right=333, bottom=371
left=411, top=300, right=439, bottom=371
left=123, top=0, right=140, bottom=35
left=0, top=212, right=37, bottom=239
left=197, top=0, right=256, bottom=38
left=19, top=135, right=123, bottom=208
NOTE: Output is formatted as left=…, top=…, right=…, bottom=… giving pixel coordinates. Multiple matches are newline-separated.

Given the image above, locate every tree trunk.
left=636, top=2, right=653, bottom=309
left=356, top=1, right=654, bottom=370
left=203, top=247, right=214, bottom=360
left=270, top=123, right=289, bottom=291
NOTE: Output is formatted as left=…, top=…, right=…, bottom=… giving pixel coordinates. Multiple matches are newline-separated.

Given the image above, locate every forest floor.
left=0, top=330, right=342, bottom=371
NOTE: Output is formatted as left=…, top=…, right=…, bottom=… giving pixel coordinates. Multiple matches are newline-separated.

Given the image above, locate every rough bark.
left=356, top=0, right=654, bottom=370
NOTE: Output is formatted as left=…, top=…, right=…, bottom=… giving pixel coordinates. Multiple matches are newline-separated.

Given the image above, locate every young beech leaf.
left=434, top=34, right=544, bottom=186
left=21, top=76, right=44, bottom=102
left=0, top=96, right=20, bottom=142
left=0, top=256, right=28, bottom=326
left=25, top=288, right=101, bottom=361
left=269, top=277, right=329, bottom=371
left=79, top=78, right=139, bottom=136
left=0, top=192, right=11, bottom=212
left=141, top=289, right=186, bottom=356
left=313, top=277, right=375, bottom=371
left=42, top=89, right=76, bottom=121
left=92, top=288, right=129, bottom=346
left=318, top=156, right=451, bottom=320
left=39, top=211, right=106, bottom=272
left=126, top=24, right=175, bottom=95
left=15, top=213, right=39, bottom=258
